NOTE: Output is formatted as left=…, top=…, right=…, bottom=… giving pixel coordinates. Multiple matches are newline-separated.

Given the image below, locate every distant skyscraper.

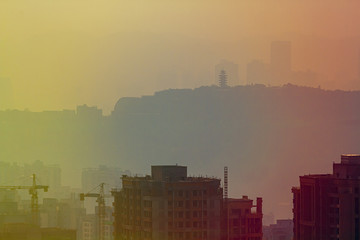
left=292, top=154, right=360, bottom=240
left=215, top=60, right=239, bottom=86
left=270, top=41, right=292, bottom=85
left=23, top=161, right=61, bottom=190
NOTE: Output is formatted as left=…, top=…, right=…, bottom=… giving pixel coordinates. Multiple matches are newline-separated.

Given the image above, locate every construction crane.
left=80, top=183, right=111, bottom=240
left=0, top=174, right=49, bottom=225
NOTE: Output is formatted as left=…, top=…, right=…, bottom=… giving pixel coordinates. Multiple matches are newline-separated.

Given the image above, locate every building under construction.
left=111, top=165, right=262, bottom=240
left=226, top=197, right=262, bottom=240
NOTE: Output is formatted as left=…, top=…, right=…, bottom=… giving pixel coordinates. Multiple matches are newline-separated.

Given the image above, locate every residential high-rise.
left=292, top=154, right=360, bottom=240
left=112, top=165, right=223, bottom=240
left=111, top=165, right=263, bottom=240
left=226, top=196, right=263, bottom=240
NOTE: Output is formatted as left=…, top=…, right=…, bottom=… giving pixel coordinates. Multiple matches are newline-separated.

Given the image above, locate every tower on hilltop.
left=219, top=70, right=228, bottom=88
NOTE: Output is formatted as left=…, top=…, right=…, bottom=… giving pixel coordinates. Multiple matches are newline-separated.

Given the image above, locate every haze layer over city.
left=1, top=0, right=360, bottom=113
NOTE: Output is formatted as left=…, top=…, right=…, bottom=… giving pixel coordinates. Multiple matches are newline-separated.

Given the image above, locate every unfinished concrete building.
left=112, top=165, right=223, bottom=240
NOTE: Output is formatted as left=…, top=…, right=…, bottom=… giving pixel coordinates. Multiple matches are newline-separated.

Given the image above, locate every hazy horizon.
left=1, top=0, right=360, bottom=114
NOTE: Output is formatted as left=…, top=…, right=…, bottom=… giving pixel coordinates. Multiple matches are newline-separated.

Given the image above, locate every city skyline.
left=1, top=0, right=360, bottom=239
left=2, top=1, right=360, bottom=113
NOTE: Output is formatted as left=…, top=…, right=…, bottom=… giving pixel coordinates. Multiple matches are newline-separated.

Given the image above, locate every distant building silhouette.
left=215, top=60, right=239, bottom=86
left=270, top=41, right=292, bottom=85
left=262, top=212, right=275, bottom=226
left=218, top=70, right=228, bottom=88
left=292, top=154, right=360, bottom=240
left=77, top=104, right=102, bottom=120
left=246, top=41, right=317, bottom=87
left=263, top=219, right=293, bottom=240
left=81, top=166, right=128, bottom=194
left=81, top=165, right=129, bottom=218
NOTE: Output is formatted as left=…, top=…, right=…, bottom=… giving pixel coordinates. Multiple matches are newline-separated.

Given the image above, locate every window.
left=144, top=200, right=152, bottom=208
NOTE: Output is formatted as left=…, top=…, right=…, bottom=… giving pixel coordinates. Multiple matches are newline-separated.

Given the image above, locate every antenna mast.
left=224, top=166, right=228, bottom=200
left=224, top=166, right=229, bottom=240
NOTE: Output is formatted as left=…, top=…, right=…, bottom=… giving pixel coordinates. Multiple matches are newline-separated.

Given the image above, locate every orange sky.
left=1, top=0, right=360, bottom=113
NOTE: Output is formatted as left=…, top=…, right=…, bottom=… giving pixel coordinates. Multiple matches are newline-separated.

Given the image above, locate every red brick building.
left=226, top=197, right=263, bottom=240
left=292, top=154, right=360, bottom=240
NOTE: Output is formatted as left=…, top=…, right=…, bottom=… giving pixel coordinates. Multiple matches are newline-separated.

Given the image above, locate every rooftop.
left=341, top=154, right=360, bottom=164
left=120, top=175, right=220, bottom=183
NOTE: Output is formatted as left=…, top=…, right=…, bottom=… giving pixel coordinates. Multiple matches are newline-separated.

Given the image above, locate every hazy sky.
left=1, top=0, right=360, bottom=113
